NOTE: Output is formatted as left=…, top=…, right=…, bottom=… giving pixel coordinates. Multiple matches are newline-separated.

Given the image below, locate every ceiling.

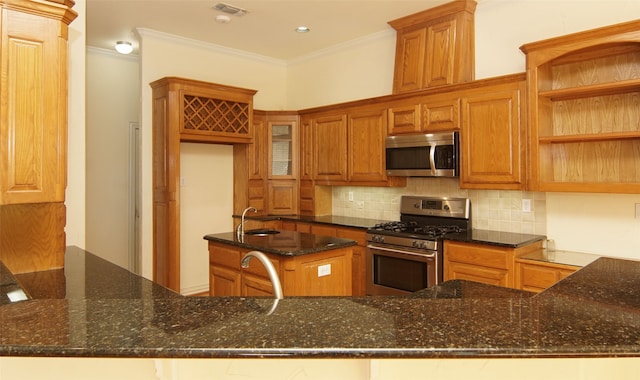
left=86, top=0, right=452, bottom=60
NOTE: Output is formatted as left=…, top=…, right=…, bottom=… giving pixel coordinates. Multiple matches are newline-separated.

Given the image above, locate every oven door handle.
left=367, top=244, right=437, bottom=258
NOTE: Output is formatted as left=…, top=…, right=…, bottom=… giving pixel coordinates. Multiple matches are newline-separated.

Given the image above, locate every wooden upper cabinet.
left=389, top=0, right=476, bottom=94
left=0, top=3, right=77, bottom=204
left=303, top=106, right=406, bottom=187
left=388, top=92, right=461, bottom=135
left=267, top=114, right=298, bottom=180
left=313, top=114, right=348, bottom=182
left=459, top=75, right=526, bottom=189
left=299, top=116, right=314, bottom=180
left=520, top=20, right=640, bottom=194
left=151, top=77, right=257, bottom=145
left=348, top=106, right=388, bottom=183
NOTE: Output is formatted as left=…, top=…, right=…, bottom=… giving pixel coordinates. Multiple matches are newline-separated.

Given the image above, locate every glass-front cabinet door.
left=268, top=120, right=298, bottom=179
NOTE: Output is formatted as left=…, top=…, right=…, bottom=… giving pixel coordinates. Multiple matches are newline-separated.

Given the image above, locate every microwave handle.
left=429, top=144, right=437, bottom=176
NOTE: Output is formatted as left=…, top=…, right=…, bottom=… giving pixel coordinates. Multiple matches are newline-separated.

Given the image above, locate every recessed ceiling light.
left=215, top=14, right=231, bottom=23
left=115, top=41, right=133, bottom=54
left=295, top=26, right=310, bottom=33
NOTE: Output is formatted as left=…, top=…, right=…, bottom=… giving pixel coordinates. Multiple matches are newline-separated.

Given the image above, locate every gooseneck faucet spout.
left=241, top=251, right=283, bottom=300
left=236, top=206, right=257, bottom=238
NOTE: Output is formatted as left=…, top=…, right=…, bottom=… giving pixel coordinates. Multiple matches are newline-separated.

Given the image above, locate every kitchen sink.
left=244, top=229, right=281, bottom=236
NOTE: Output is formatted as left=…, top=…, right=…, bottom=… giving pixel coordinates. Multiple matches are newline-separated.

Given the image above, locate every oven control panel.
left=400, top=196, right=470, bottom=218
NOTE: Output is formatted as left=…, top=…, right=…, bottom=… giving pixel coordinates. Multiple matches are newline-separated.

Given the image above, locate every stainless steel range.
left=366, top=196, right=471, bottom=295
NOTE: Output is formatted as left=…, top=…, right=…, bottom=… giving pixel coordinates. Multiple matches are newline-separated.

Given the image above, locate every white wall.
left=287, top=30, right=397, bottom=110
left=86, top=48, right=140, bottom=269
left=179, top=143, right=234, bottom=295
left=66, top=0, right=86, bottom=248
left=2, top=357, right=640, bottom=380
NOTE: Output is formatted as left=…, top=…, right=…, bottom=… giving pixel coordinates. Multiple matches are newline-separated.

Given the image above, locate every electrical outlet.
left=318, top=264, right=331, bottom=277
left=522, top=199, right=531, bottom=212
left=356, top=201, right=364, bottom=209
left=180, top=177, right=186, bottom=187
left=348, top=191, right=354, bottom=202
left=635, top=203, right=640, bottom=219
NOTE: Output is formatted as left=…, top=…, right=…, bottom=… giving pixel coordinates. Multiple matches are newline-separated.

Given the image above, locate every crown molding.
left=87, top=46, right=140, bottom=61
left=135, top=28, right=287, bottom=67
left=287, top=29, right=396, bottom=66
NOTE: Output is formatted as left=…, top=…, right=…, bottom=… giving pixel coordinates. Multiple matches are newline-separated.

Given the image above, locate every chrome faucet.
left=236, top=206, right=257, bottom=238
left=241, top=251, right=283, bottom=300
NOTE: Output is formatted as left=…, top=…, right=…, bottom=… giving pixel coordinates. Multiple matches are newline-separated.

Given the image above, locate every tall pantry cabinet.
left=0, top=0, right=77, bottom=273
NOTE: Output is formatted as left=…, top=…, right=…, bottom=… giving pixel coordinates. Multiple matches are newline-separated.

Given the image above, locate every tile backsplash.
left=332, top=178, right=546, bottom=235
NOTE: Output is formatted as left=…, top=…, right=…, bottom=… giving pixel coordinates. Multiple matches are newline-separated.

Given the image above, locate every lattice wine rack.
left=183, top=95, right=251, bottom=135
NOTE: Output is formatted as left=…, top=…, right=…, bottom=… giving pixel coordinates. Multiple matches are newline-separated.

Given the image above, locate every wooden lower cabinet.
left=208, top=241, right=352, bottom=297
left=444, top=240, right=543, bottom=289
left=515, top=259, right=578, bottom=293
left=336, top=227, right=367, bottom=297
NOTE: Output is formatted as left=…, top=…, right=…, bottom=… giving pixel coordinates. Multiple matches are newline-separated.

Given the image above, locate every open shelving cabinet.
left=521, top=20, right=640, bottom=193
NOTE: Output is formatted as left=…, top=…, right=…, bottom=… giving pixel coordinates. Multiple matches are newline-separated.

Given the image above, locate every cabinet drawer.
left=446, top=261, right=509, bottom=287
left=242, top=254, right=280, bottom=279
left=209, top=244, right=241, bottom=269
left=445, top=242, right=510, bottom=270
left=311, top=224, right=337, bottom=237
left=336, top=228, right=366, bottom=246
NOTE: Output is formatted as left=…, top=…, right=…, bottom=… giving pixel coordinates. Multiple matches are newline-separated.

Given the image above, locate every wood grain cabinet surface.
left=521, top=19, right=640, bottom=194
left=208, top=240, right=352, bottom=297
left=0, top=0, right=76, bottom=274
left=515, top=258, right=578, bottom=293
left=459, top=75, right=527, bottom=190
left=389, top=0, right=476, bottom=94
left=444, top=240, right=543, bottom=289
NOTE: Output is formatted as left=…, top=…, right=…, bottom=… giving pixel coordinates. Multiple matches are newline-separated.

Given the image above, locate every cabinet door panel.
left=460, top=84, right=525, bottom=189
left=348, top=108, right=387, bottom=182
left=267, top=180, right=298, bottom=215
left=393, top=28, right=426, bottom=93
left=424, top=18, right=457, bottom=88
left=1, top=11, right=66, bottom=204
left=388, top=104, right=421, bottom=135
left=313, top=115, right=347, bottom=181
left=210, top=265, right=241, bottom=296
left=299, top=255, right=351, bottom=296
left=241, top=273, right=274, bottom=297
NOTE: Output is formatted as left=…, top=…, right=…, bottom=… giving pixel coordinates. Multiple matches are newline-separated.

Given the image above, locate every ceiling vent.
left=214, top=2, right=247, bottom=17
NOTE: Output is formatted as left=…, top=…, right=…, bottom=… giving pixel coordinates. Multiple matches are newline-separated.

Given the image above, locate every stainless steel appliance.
left=385, top=132, right=458, bottom=177
left=366, top=196, right=470, bottom=296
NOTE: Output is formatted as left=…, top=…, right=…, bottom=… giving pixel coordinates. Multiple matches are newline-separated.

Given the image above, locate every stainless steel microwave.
left=385, top=132, right=458, bottom=177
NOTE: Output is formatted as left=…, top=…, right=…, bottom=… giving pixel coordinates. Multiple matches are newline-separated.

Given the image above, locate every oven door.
left=366, top=243, right=438, bottom=296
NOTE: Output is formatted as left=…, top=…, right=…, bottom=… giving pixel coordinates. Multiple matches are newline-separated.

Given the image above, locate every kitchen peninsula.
left=2, top=246, right=640, bottom=359
left=204, top=230, right=356, bottom=296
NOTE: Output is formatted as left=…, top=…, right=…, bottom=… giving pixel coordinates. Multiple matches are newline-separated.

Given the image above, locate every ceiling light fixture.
left=295, top=26, right=310, bottom=33
left=115, top=41, right=133, bottom=54
left=215, top=14, right=231, bottom=23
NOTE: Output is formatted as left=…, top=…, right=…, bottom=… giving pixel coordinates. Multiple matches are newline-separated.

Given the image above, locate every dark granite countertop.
left=237, top=214, right=546, bottom=248
left=1, top=246, right=640, bottom=359
left=203, top=230, right=356, bottom=256
left=444, top=229, right=546, bottom=248
left=236, top=214, right=392, bottom=230
left=518, top=249, right=601, bottom=268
